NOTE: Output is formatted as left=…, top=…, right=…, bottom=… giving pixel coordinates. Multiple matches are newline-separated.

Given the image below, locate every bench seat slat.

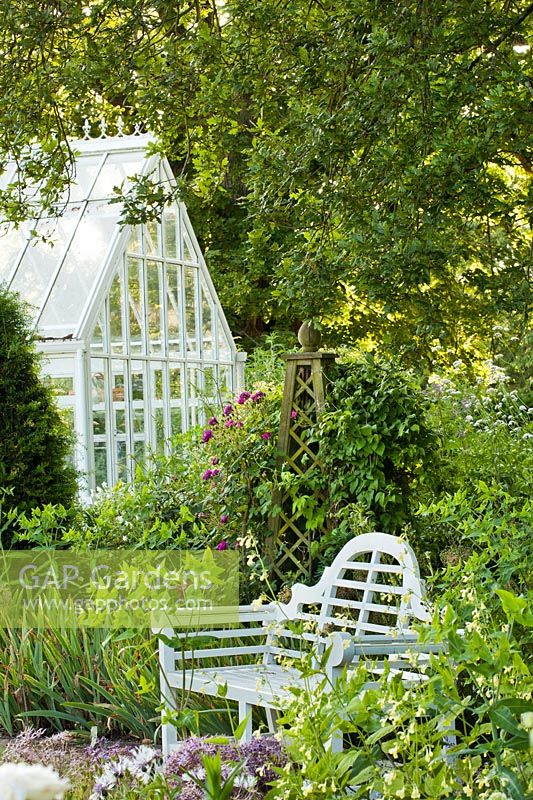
left=165, top=664, right=312, bottom=705
left=178, top=645, right=268, bottom=661
left=171, top=627, right=268, bottom=641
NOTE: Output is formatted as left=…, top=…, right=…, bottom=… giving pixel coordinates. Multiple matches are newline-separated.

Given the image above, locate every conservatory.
left=0, top=129, right=245, bottom=497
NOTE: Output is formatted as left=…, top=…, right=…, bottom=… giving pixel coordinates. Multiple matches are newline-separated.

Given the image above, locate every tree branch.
left=469, top=2, right=533, bottom=70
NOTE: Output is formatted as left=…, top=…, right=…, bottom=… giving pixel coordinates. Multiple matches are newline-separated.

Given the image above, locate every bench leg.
left=238, top=700, right=253, bottom=742
left=160, top=678, right=179, bottom=759
left=327, top=729, right=344, bottom=752
left=265, top=706, right=279, bottom=735
left=159, top=639, right=179, bottom=759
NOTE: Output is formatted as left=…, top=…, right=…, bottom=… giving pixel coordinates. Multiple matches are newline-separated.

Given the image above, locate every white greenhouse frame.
left=0, top=132, right=246, bottom=498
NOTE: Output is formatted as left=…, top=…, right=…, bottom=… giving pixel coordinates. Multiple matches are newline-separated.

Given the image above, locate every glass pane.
left=185, top=267, right=198, bottom=353
left=90, top=152, right=144, bottom=199
left=44, top=376, right=74, bottom=397
left=0, top=224, right=25, bottom=283
left=169, top=365, right=181, bottom=398
left=183, top=229, right=197, bottom=263
left=201, top=279, right=213, bottom=356
left=171, top=406, right=182, bottom=436
left=133, top=439, right=145, bottom=466
left=152, top=363, right=164, bottom=401
left=90, top=314, right=105, bottom=352
left=155, top=408, right=165, bottom=453
left=131, top=361, right=145, bottom=434
left=132, top=407, right=145, bottom=434
left=70, top=154, right=103, bottom=201
left=163, top=206, right=177, bottom=259
left=131, top=362, right=145, bottom=401
left=116, top=440, right=128, bottom=481
left=144, top=220, right=160, bottom=256
left=10, top=215, right=78, bottom=311
left=128, top=225, right=142, bottom=253
left=166, top=263, right=181, bottom=356
left=169, top=365, right=182, bottom=438
left=147, top=259, right=163, bottom=354
left=127, top=257, right=144, bottom=353
left=151, top=362, right=166, bottom=452
left=217, top=315, right=232, bottom=359
left=203, top=365, right=216, bottom=397
left=93, top=410, right=106, bottom=436
left=115, top=408, right=126, bottom=434
left=188, top=366, right=199, bottom=427
left=109, top=273, right=124, bottom=353
left=220, top=365, right=232, bottom=395
left=94, top=441, right=108, bottom=487
left=112, top=364, right=126, bottom=403
left=39, top=200, right=118, bottom=337
left=91, top=363, right=106, bottom=406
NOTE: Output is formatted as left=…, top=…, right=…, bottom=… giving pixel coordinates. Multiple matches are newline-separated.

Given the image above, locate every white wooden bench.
left=154, top=532, right=436, bottom=757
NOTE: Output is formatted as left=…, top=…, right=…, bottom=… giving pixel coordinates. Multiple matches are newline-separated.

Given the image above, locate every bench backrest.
left=263, top=533, right=430, bottom=665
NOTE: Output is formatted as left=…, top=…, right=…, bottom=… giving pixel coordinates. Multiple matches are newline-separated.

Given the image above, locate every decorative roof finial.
left=298, top=320, right=321, bottom=352
left=116, top=115, right=125, bottom=137
left=99, top=118, right=108, bottom=138
left=82, top=118, right=91, bottom=140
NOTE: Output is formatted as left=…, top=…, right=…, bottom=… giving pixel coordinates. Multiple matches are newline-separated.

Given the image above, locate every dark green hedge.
left=0, top=287, right=77, bottom=541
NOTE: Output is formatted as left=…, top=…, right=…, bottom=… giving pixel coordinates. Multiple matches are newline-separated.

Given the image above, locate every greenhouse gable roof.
left=0, top=133, right=165, bottom=340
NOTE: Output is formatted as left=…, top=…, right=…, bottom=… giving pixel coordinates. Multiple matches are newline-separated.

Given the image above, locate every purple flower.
left=210, top=456, right=219, bottom=466
left=201, top=429, right=213, bottom=443
left=208, top=416, right=218, bottom=426
left=236, top=421, right=243, bottom=429
left=225, top=419, right=236, bottom=428
left=202, top=469, right=213, bottom=481
left=291, top=409, right=298, bottom=419
left=237, top=391, right=251, bottom=405
left=241, top=737, right=285, bottom=791
left=220, top=514, right=229, bottom=524
left=261, top=431, right=272, bottom=440
left=216, top=541, right=228, bottom=551
left=212, top=468, right=221, bottom=477
left=251, top=391, right=265, bottom=402
left=223, top=404, right=233, bottom=417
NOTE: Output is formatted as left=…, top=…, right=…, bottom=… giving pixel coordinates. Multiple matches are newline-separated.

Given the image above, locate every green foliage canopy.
left=0, top=0, right=531, bottom=363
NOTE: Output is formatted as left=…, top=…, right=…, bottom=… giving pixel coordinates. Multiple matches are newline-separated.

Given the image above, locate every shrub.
left=424, top=364, right=533, bottom=500
left=0, top=288, right=77, bottom=542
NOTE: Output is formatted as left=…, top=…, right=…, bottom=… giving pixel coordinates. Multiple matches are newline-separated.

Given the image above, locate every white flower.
left=234, top=773, right=256, bottom=789
left=129, top=745, right=158, bottom=768
left=520, top=711, right=533, bottom=730
left=182, top=767, right=206, bottom=783
left=0, top=763, right=70, bottom=800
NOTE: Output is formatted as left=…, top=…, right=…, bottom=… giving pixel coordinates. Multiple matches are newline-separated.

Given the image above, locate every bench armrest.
left=327, top=631, right=446, bottom=668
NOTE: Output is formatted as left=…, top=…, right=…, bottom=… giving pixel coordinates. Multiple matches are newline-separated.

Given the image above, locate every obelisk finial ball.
left=298, top=320, right=321, bottom=352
